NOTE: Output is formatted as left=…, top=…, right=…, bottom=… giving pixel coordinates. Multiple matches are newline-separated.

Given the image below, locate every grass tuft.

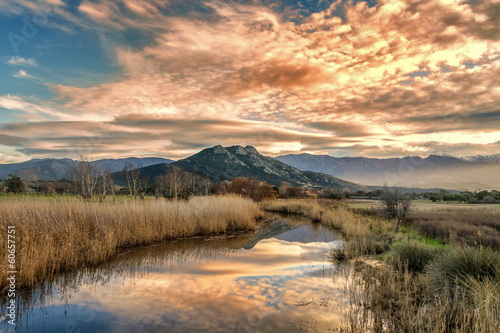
left=391, top=240, right=441, bottom=274
left=426, top=246, right=500, bottom=297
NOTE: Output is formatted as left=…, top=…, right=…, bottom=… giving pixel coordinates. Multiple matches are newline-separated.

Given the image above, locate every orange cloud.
left=1, top=0, right=499, bottom=159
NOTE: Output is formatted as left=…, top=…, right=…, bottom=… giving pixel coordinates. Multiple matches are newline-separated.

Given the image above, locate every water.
left=1, top=214, right=345, bottom=333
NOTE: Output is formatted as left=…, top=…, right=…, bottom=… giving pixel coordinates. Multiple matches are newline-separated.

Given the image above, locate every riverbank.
left=260, top=199, right=394, bottom=258
left=0, top=195, right=262, bottom=293
left=260, top=199, right=500, bottom=333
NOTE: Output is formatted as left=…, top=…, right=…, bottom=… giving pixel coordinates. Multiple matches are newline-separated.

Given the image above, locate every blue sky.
left=0, top=0, right=499, bottom=162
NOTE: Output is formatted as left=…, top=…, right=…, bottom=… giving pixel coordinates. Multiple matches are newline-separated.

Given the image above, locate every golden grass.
left=260, top=199, right=394, bottom=258
left=342, top=258, right=500, bottom=333
left=0, top=195, right=262, bottom=293
left=261, top=199, right=500, bottom=332
left=351, top=200, right=500, bottom=250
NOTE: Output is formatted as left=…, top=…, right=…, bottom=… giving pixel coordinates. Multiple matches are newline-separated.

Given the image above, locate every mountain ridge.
left=275, top=153, right=500, bottom=190
left=124, top=145, right=364, bottom=191
left=0, top=157, right=174, bottom=180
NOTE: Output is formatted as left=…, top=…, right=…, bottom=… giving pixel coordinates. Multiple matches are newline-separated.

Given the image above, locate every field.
left=261, top=199, right=500, bottom=333
left=0, top=194, right=262, bottom=293
left=347, top=199, right=500, bottom=250
left=2, top=195, right=498, bottom=332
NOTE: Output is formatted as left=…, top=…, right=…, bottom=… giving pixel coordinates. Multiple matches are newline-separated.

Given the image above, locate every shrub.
left=426, top=246, right=500, bottom=297
left=391, top=240, right=440, bottom=273
left=331, top=243, right=349, bottom=263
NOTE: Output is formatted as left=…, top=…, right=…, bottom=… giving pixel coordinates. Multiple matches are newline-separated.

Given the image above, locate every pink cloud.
left=1, top=0, right=499, bottom=159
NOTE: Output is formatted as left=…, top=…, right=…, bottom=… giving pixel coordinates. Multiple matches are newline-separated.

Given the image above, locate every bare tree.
left=160, top=166, right=184, bottom=199
left=122, top=163, right=143, bottom=199
left=380, top=186, right=414, bottom=233
left=155, top=167, right=217, bottom=200
left=96, top=164, right=112, bottom=202
left=70, top=156, right=99, bottom=201
left=138, top=174, right=149, bottom=200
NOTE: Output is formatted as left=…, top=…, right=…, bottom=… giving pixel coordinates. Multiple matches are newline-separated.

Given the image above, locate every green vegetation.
left=426, top=246, right=500, bottom=296
left=422, top=189, right=500, bottom=204
left=391, top=240, right=441, bottom=273
left=355, top=204, right=500, bottom=250
left=5, top=174, right=24, bottom=194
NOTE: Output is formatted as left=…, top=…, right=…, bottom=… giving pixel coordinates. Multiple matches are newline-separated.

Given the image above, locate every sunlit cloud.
left=0, top=0, right=499, bottom=160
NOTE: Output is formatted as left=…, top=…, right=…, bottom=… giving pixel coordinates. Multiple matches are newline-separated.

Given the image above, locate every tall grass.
left=260, top=199, right=394, bottom=259
left=0, top=195, right=262, bottom=293
left=342, top=246, right=500, bottom=333
left=392, top=240, right=441, bottom=273
left=426, top=246, right=500, bottom=296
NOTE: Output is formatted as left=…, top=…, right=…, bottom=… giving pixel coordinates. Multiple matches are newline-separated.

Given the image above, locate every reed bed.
left=342, top=246, right=500, bottom=333
left=261, top=199, right=500, bottom=332
left=0, top=195, right=262, bottom=293
left=260, top=199, right=394, bottom=258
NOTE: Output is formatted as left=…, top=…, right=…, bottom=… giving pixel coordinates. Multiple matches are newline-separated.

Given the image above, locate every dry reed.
left=262, top=199, right=500, bottom=332
left=341, top=260, right=500, bottom=333
left=0, top=195, right=262, bottom=293
left=260, top=199, right=394, bottom=258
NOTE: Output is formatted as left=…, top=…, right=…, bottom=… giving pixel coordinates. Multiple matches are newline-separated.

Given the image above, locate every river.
left=1, top=213, right=345, bottom=333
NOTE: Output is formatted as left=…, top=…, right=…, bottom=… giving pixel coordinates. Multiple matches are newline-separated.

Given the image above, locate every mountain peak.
left=172, top=145, right=362, bottom=190
left=212, top=145, right=229, bottom=154
left=209, top=145, right=260, bottom=156
left=227, top=145, right=260, bottom=156
left=244, top=146, right=259, bottom=155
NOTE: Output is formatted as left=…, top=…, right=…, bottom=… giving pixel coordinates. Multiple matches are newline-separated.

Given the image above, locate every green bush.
left=391, top=240, right=440, bottom=273
left=426, top=246, right=500, bottom=296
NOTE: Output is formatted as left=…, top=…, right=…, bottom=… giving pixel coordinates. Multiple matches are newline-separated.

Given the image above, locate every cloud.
left=13, top=69, right=34, bottom=79
left=0, top=0, right=499, bottom=160
left=7, top=56, right=37, bottom=66
left=0, top=134, right=29, bottom=147
left=0, top=95, right=66, bottom=119
left=0, top=114, right=362, bottom=159
left=306, top=121, right=376, bottom=137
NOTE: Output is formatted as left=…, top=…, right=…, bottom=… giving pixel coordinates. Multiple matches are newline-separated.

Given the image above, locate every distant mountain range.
left=275, top=153, right=500, bottom=190
left=0, top=157, right=173, bottom=180
left=114, top=145, right=363, bottom=192
left=2, top=148, right=498, bottom=191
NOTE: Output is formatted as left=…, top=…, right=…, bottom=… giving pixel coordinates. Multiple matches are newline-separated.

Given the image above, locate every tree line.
left=4, top=157, right=497, bottom=205
left=0, top=157, right=355, bottom=202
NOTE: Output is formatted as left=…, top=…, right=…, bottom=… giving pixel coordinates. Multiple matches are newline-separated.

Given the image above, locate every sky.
left=0, top=0, right=499, bottom=162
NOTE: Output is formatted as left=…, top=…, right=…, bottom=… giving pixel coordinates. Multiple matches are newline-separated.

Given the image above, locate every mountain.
left=459, top=154, right=500, bottom=163
left=0, top=157, right=174, bottom=180
left=125, top=145, right=364, bottom=191
left=275, top=153, right=500, bottom=190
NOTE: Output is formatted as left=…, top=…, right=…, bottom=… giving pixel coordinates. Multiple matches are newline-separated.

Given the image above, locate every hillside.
left=123, top=145, right=363, bottom=191
left=0, top=157, right=174, bottom=180
left=275, top=153, right=500, bottom=190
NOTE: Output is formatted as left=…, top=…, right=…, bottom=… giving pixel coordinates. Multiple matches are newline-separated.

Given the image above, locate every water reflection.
left=1, top=214, right=344, bottom=333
